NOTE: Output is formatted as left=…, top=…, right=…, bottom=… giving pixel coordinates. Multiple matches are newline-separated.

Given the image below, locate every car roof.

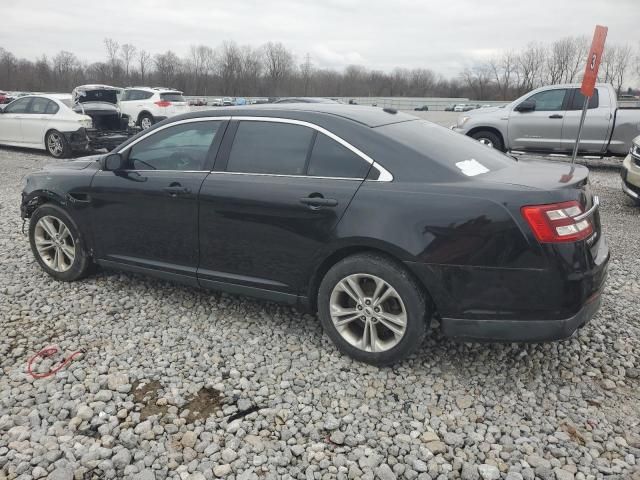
left=184, top=104, right=416, bottom=128
left=275, top=97, right=339, bottom=104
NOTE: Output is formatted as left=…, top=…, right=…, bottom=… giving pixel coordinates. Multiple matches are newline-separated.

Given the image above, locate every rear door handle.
left=163, top=186, right=191, bottom=196
left=549, top=114, right=563, bottom=119
left=299, top=197, right=338, bottom=208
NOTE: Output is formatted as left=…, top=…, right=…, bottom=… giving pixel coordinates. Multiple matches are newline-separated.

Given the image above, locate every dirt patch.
left=131, top=379, right=167, bottom=420
left=131, top=380, right=222, bottom=422
left=181, top=387, right=222, bottom=422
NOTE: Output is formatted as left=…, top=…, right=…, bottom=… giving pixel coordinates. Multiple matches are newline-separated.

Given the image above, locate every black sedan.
left=20, top=105, right=609, bottom=365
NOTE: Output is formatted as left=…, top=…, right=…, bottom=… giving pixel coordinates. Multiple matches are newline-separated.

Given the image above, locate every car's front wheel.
left=29, top=204, right=92, bottom=281
left=470, top=130, right=504, bottom=151
left=45, top=130, right=71, bottom=158
left=317, top=253, right=429, bottom=365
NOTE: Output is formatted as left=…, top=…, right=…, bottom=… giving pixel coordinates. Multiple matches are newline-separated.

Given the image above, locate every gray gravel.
left=1, top=146, right=639, bottom=480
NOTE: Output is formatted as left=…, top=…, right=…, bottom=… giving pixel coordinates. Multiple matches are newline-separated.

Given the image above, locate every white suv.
left=119, top=87, right=190, bottom=130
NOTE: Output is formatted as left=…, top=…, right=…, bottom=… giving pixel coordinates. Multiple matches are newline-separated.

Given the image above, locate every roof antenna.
left=383, top=107, right=397, bottom=114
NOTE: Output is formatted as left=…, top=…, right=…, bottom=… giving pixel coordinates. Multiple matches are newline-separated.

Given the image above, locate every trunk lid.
left=478, top=158, right=589, bottom=191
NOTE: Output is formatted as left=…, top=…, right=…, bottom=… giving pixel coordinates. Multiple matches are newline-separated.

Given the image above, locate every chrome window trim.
left=230, top=116, right=393, bottom=181
left=116, top=115, right=394, bottom=181
left=208, top=171, right=363, bottom=181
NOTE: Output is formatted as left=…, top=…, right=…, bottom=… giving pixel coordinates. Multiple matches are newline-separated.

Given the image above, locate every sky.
left=2, top=0, right=639, bottom=77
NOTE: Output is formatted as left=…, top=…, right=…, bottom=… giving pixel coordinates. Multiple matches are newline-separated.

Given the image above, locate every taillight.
left=521, top=200, right=593, bottom=243
left=154, top=100, right=171, bottom=107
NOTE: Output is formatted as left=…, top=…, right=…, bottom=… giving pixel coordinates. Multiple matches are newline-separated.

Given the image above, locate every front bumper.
left=621, top=153, right=640, bottom=201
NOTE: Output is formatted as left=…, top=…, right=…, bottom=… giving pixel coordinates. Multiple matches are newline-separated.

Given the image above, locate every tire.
left=138, top=113, right=154, bottom=130
left=470, top=130, right=504, bottom=151
left=29, top=204, right=92, bottom=282
left=45, top=130, right=71, bottom=158
left=317, top=253, right=429, bottom=366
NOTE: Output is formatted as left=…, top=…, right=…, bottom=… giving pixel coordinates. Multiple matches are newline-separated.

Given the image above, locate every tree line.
left=0, top=37, right=638, bottom=100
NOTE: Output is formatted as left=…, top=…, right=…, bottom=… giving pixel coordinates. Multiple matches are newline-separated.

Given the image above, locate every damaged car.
left=0, top=94, right=95, bottom=158
left=71, top=84, right=138, bottom=152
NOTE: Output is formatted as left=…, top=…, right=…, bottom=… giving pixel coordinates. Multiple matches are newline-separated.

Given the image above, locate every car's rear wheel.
left=45, top=130, right=71, bottom=158
left=29, top=204, right=92, bottom=281
left=317, top=253, right=429, bottom=365
left=139, top=113, right=154, bottom=130
left=470, top=130, right=504, bottom=151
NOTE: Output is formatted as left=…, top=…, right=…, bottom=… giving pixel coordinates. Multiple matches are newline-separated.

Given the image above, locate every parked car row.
left=0, top=85, right=190, bottom=157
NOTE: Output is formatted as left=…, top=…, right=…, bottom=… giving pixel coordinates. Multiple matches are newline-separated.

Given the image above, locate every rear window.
left=376, top=120, right=514, bottom=176
left=160, top=93, right=185, bottom=102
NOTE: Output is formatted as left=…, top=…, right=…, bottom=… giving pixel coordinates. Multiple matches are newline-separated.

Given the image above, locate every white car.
left=118, top=87, right=190, bottom=130
left=0, top=94, right=93, bottom=157
left=453, top=104, right=467, bottom=112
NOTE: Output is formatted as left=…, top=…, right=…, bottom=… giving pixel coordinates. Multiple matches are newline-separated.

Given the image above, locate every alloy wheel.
left=329, top=273, right=407, bottom=352
left=477, top=137, right=494, bottom=148
left=47, top=133, right=64, bottom=157
left=140, top=117, right=152, bottom=129
left=34, top=215, right=75, bottom=272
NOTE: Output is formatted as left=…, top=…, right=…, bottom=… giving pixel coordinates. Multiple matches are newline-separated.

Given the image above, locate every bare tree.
left=300, top=53, right=313, bottom=96
left=262, top=42, right=295, bottom=96
left=154, top=50, right=180, bottom=87
left=461, top=65, right=492, bottom=100
left=515, top=43, right=546, bottom=94
left=138, top=49, right=152, bottom=84
left=104, top=38, right=120, bottom=82
left=120, top=43, right=137, bottom=81
left=489, top=52, right=517, bottom=100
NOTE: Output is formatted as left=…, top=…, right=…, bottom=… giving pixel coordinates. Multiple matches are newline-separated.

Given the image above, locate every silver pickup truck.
left=452, top=83, right=640, bottom=156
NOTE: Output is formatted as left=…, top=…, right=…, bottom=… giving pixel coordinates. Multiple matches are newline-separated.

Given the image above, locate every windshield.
left=76, top=89, right=118, bottom=104
left=160, top=93, right=185, bottom=102
left=376, top=120, right=515, bottom=176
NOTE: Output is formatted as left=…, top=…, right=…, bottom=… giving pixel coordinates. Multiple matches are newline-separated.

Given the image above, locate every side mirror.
left=102, top=152, right=125, bottom=171
left=515, top=100, right=536, bottom=112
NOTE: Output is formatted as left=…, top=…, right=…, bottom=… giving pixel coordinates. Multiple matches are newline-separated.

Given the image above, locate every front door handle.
left=163, top=186, right=191, bottom=196
left=299, top=197, right=339, bottom=208
left=549, top=114, right=563, bottom=119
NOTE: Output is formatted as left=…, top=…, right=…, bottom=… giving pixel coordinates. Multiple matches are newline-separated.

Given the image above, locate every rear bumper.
left=86, top=129, right=134, bottom=151
left=440, top=289, right=603, bottom=342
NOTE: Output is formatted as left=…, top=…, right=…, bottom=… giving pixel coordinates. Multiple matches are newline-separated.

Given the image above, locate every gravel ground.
left=1, top=146, right=639, bottom=480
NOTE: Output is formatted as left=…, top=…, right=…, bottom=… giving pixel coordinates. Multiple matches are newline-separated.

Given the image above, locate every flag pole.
left=570, top=95, right=590, bottom=165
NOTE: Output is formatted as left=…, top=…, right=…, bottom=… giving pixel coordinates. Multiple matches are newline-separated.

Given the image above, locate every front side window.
left=227, top=121, right=314, bottom=175
left=308, top=133, right=370, bottom=178
left=127, top=121, right=220, bottom=171
left=525, top=89, right=567, bottom=111
left=4, top=97, right=31, bottom=114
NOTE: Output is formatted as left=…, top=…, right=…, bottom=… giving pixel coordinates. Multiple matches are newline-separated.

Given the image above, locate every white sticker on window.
left=455, top=159, right=490, bottom=177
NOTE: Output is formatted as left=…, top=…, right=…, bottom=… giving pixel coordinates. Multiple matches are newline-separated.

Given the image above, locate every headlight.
left=631, top=142, right=640, bottom=159
left=457, top=116, right=470, bottom=128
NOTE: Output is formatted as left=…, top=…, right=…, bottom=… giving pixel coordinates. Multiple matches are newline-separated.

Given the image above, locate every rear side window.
left=227, top=121, right=314, bottom=175
left=526, top=89, right=567, bottom=111
left=308, top=133, right=370, bottom=178
left=28, top=97, right=53, bottom=114
left=45, top=100, right=59, bottom=114
left=568, top=88, right=599, bottom=110
left=160, top=93, right=185, bottom=102
left=377, top=120, right=514, bottom=176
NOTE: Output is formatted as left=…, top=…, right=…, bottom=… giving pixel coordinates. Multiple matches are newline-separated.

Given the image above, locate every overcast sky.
left=2, top=0, right=639, bottom=77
